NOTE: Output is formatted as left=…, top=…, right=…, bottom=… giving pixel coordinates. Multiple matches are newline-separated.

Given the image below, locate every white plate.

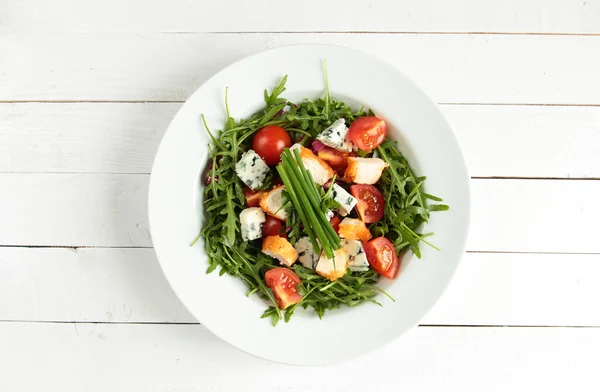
left=149, top=44, right=470, bottom=365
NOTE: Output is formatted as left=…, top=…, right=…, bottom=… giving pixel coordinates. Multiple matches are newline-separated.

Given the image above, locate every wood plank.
left=0, top=174, right=152, bottom=247
left=0, top=175, right=598, bottom=252
left=2, top=103, right=599, bottom=178
left=2, top=34, right=600, bottom=104
left=4, top=0, right=600, bottom=34
left=1, top=248, right=599, bottom=326
left=0, top=103, right=175, bottom=174
left=0, top=322, right=598, bottom=391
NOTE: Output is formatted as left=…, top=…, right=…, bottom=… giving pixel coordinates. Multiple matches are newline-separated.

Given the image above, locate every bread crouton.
left=338, top=218, right=372, bottom=242
left=262, top=236, right=298, bottom=267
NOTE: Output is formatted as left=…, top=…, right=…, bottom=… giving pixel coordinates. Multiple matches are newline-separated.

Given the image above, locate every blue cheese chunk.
left=293, top=237, right=319, bottom=269
left=331, top=184, right=357, bottom=216
left=239, top=207, right=266, bottom=241
left=325, top=209, right=334, bottom=221
left=235, top=149, right=270, bottom=190
left=316, top=119, right=353, bottom=152
left=342, top=239, right=370, bottom=272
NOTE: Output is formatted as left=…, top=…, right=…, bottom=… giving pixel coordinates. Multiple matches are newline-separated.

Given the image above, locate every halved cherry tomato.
left=264, top=267, right=303, bottom=309
left=317, top=146, right=355, bottom=172
left=363, top=237, right=400, bottom=279
left=350, top=184, right=385, bottom=223
left=253, top=125, right=292, bottom=166
left=262, top=215, right=286, bottom=239
left=329, top=215, right=342, bottom=233
left=348, top=116, right=386, bottom=152
left=243, top=186, right=264, bottom=208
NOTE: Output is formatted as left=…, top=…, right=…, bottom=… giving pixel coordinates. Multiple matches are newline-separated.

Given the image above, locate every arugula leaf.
left=199, top=69, right=447, bottom=326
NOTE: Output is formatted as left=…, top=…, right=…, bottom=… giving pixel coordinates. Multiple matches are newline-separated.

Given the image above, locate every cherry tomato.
left=262, top=215, right=286, bottom=239
left=329, top=215, right=342, bottom=233
left=242, top=186, right=264, bottom=208
left=252, top=125, right=292, bottom=166
left=317, top=146, right=355, bottom=172
left=347, top=116, right=386, bottom=152
left=264, top=267, right=303, bottom=309
left=363, top=237, right=400, bottom=279
left=350, top=184, right=385, bottom=223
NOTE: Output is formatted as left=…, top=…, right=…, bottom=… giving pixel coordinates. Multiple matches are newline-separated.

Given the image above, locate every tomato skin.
left=348, top=116, right=386, bottom=152
left=252, top=126, right=292, bottom=166
left=350, top=184, right=385, bottom=223
left=264, top=267, right=303, bottom=309
left=262, top=215, right=286, bottom=239
left=329, top=215, right=342, bottom=233
left=317, top=147, right=353, bottom=172
left=363, top=237, right=400, bottom=278
left=243, top=186, right=264, bottom=207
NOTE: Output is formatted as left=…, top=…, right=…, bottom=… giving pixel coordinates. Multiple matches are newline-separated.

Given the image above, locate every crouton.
left=262, top=236, right=299, bottom=267
left=344, top=157, right=388, bottom=184
left=259, top=185, right=288, bottom=221
left=316, top=247, right=348, bottom=281
left=338, top=218, right=372, bottom=242
left=290, top=144, right=335, bottom=186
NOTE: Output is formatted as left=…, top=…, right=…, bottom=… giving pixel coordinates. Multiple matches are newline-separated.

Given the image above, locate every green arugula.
left=199, top=70, right=447, bottom=326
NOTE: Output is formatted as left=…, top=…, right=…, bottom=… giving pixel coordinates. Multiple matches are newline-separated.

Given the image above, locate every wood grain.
left=1, top=322, right=598, bottom=391
left=4, top=0, right=600, bottom=34
left=2, top=34, right=600, bottom=104
left=1, top=247, right=599, bottom=326
left=0, top=175, right=598, bottom=252
left=2, top=103, right=599, bottom=178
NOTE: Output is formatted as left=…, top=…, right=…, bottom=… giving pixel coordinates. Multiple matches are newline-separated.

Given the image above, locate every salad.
left=197, top=67, right=448, bottom=326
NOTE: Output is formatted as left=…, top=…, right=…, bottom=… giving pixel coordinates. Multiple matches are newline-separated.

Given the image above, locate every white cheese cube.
left=239, top=207, right=266, bottom=241
left=343, top=239, right=370, bottom=272
left=331, top=184, right=357, bottom=216
left=293, top=237, right=319, bottom=269
left=316, top=247, right=348, bottom=281
left=325, top=209, right=334, bottom=221
left=316, top=119, right=353, bottom=152
left=235, top=149, right=270, bottom=190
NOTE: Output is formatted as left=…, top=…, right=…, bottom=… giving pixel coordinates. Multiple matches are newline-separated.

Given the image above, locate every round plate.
left=149, top=44, right=470, bottom=365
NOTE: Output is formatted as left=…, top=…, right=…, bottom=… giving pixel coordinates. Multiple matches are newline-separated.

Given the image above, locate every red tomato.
left=350, top=184, right=385, bottom=223
left=348, top=116, right=386, bottom=152
left=242, top=186, right=264, bottom=208
left=252, top=126, right=292, bottom=166
left=317, top=146, right=354, bottom=172
left=329, top=215, right=342, bottom=233
left=264, top=267, right=303, bottom=309
left=262, top=215, right=286, bottom=239
left=363, top=237, right=400, bottom=279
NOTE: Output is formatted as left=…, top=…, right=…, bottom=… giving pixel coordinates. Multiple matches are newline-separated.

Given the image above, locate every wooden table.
left=2, top=1, right=600, bottom=390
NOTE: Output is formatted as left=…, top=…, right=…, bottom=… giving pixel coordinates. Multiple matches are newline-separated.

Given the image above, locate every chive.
left=278, top=155, right=335, bottom=259
left=276, top=165, right=319, bottom=251
left=283, top=149, right=342, bottom=252
left=280, top=151, right=336, bottom=254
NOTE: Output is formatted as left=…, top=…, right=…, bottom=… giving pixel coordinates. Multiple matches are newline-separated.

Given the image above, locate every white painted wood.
left=0, top=174, right=152, bottom=247
left=0, top=103, right=175, bottom=174
left=1, top=322, right=598, bottom=391
left=0, top=175, right=598, bottom=252
left=2, top=103, right=599, bottom=177
left=4, top=0, right=600, bottom=34
left=445, top=104, right=600, bottom=179
left=423, top=252, right=600, bottom=326
left=3, top=34, right=600, bottom=104
left=468, top=179, right=600, bottom=253
left=0, top=247, right=194, bottom=323
left=1, top=248, right=599, bottom=327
